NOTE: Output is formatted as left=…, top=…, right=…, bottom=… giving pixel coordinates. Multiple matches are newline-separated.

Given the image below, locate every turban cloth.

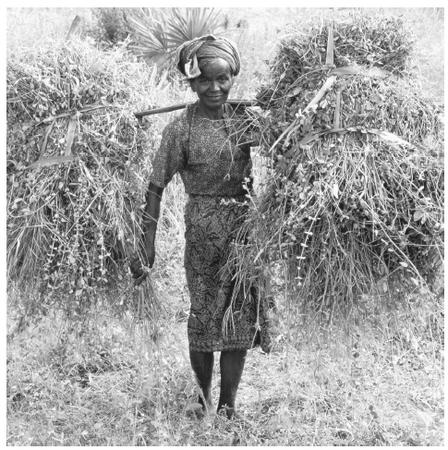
left=176, top=35, right=240, bottom=79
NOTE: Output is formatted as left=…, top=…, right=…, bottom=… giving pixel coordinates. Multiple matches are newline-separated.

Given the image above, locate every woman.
left=131, top=35, right=270, bottom=419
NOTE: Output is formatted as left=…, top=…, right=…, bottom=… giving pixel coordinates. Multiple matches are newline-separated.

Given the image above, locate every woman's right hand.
left=130, top=239, right=156, bottom=284
left=141, top=239, right=156, bottom=269
left=130, top=182, right=163, bottom=284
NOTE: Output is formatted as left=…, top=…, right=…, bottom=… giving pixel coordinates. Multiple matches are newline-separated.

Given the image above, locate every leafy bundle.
left=7, top=40, right=163, bottom=315
left=228, top=14, right=443, bottom=313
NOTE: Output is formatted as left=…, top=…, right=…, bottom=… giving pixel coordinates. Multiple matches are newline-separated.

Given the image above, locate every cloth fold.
left=176, top=34, right=241, bottom=79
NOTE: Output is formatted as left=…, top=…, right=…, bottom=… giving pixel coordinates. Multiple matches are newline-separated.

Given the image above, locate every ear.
left=229, top=74, right=235, bottom=88
left=189, top=79, right=198, bottom=93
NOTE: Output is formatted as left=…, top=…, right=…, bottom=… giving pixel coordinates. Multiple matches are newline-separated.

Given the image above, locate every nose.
left=209, top=80, right=219, bottom=92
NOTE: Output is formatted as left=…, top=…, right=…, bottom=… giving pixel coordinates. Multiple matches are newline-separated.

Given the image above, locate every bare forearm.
left=142, top=182, right=164, bottom=242
left=130, top=183, right=164, bottom=279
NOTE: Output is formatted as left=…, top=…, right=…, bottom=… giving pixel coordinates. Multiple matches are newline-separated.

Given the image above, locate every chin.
left=205, top=96, right=227, bottom=107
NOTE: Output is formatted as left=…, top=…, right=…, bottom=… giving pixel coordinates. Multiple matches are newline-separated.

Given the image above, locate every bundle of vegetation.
left=226, top=14, right=443, bottom=315
left=7, top=40, right=168, bottom=318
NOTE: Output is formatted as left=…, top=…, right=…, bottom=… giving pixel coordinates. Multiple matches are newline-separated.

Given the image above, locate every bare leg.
left=189, top=350, right=214, bottom=411
left=218, top=349, right=247, bottom=418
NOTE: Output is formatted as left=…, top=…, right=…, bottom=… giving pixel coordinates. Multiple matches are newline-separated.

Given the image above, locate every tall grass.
left=6, top=8, right=94, bottom=57
left=7, top=286, right=443, bottom=445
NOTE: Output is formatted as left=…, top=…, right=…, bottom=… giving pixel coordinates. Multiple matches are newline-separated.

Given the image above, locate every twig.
left=65, top=115, right=78, bottom=156
left=325, top=23, right=335, bottom=67
left=40, top=121, right=55, bottom=155
left=269, top=76, right=337, bottom=153
left=66, top=15, right=82, bottom=41
left=27, top=155, right=75, bottom=170
left=334, top=87, right=342, bottom=129
left=304, top=76, right=337, bottom=113
left=36, top=104, right=111, bottom=126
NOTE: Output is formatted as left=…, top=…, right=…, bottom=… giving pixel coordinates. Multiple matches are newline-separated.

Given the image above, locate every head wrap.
left=175, top=35, right=240, bottom=79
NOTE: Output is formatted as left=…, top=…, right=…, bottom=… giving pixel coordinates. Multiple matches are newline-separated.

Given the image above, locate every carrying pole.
left=134, top=99, right=255, bottom=120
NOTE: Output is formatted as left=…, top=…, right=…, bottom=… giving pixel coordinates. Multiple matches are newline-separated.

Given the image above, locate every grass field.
left=7, top=288, right=444, bottom=445
left=6, top=7, right=444, bottom=446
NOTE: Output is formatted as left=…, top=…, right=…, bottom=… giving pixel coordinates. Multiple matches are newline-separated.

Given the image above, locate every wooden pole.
left=134, top=99, right=255, bottom=120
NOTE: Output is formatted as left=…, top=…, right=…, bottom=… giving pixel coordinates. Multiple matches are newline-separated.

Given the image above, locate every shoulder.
left=163, top=111, right=186, bottom=134
left=160, top=107, right=193, bottom=142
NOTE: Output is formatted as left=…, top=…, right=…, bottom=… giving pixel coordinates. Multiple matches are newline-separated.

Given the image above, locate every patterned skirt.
left=184, top=194, right=271, bottom=353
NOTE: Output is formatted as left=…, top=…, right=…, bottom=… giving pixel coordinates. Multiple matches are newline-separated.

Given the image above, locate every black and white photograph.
left=5, top=3, right=444, bottom=446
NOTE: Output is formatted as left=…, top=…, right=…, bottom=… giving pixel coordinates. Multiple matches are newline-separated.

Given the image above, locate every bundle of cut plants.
left=226, top=14, right=444, bottom=314
left=7, top=40, right=165, bottom=319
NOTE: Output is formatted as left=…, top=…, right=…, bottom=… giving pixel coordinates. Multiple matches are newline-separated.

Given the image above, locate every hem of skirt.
left=188, top=328, right=271, bottom=353
left=187, top=192, right=248, bottom=200
left=188, top=340, right=256, bottom=352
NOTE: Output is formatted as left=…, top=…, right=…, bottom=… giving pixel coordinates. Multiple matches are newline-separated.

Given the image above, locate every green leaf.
left=413, top=209, right=426, bottom=223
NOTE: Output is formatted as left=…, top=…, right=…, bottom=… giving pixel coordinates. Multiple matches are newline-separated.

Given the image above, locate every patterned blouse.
left=150, top=102, right=254, bottom=197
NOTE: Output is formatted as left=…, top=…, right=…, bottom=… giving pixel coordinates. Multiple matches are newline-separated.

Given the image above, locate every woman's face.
left=190, top=58, right=234, bottom=112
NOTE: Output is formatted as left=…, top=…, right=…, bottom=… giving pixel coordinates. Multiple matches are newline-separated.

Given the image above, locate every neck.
left=196, top=102, right=224, bottom=120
